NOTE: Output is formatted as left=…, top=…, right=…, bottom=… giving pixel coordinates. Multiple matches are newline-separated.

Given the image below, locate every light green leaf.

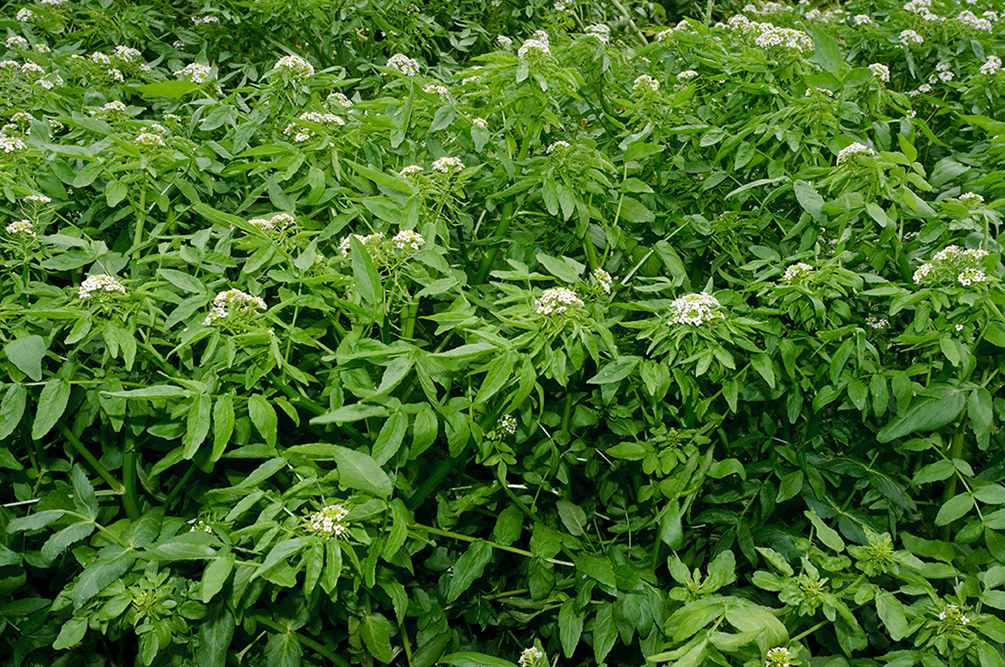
left=351, top=235, right=383, bottom=304
left=359, top=613, right=394, bottom=664
left=877, top=386, right=965, bottom=443
left=248, top=394, right=278, bottom=448
left=331, top=446, right=392, bottom=498
left=446, top=540, right=493, bottom=602
left=32, top=379, right=71, bottom=440
left=4, top=336, right=46, bottom=381
left=935, top=493, right=974, bottom=526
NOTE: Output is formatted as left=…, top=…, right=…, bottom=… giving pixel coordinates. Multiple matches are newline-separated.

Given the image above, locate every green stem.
left=254, top=616, right=350, bottom=667
left=560, top=392, right=574, bottom=434
left=401, top=298, right=419, bottom=340
left=410, top=523, right=574, bottom=567
left=582, top=231, right=599, bottom=272
left=122, top=430, right=140, bottom=520
left=132, top=184, right=147, bottom=264
left=474, top=201, right=515, bottom=284
left=163, top=462, right=197, bottom=507
left=940, top=423, right=967, bottom=542
left=56, top=423, right=122, bottom=493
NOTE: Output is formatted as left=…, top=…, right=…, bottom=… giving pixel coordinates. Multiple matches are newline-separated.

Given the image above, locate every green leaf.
left=372, top=411, right=408, bottom=465
left=915, top=460, right=956, bottom=485
left=592, top=604, right=617, bottom=664
left=102, top=385, right=192, bottom=400
left=446, top=540, right=493, bottom=602
left=975, top=485, right=1005, bottom=505
left=4, top=336, right=46, bottom=381
left=606, top=442, right=646, bottom=460
left=876, top=592, right=909, bottom=640
left=573, top=553, right=616, bottom=588
left=493, top=506, right=523, bottom=546
left=248, top=394, right=278, bottom=448
left=556, top=500, right=587, bottom=536
left=536, top=253, right=585, bottom=284
left=876, top=386, right=965, bottom=443
left=775, top=471, right=803, bottom=502
left=201, top=552, right=234, bottom=603
left=53, top=616, right=88, bottom=650
left=359, top=613, right=394, bottom=664
left=71, top=554, right=135, bottom=608
left=440, top=653, right=519, bottom=667
left=32, top=379, right=71, bottom=440
left=136, top=80, right=201, bottom=98
left=0, top=384, right=28, bottom=440
left=793, top=180, right=825, bottom=221
left=809, top=25, right=845, bottom=76
left=805, top=510, right=844, bottom=551
left=211, top=394, right=234, bottom=462
left=331, top=446, right=392, bottom=498
left=351, top=235, right=384, bottom=304
left=158, top=268, right=207, bottom=294
left=968, top=388, right=993, bottom=449
left=105, top=179, right=127, bottom=207
left=558, top=600, right=584, bottom=658
left=936, top=493, right=974, bottom=526
left=264, top=629, right=302, bottom=667
left=310, top=402, right=389, bottom=425
left=588, top=356, right=640, bottom=385
left=195, top=604, right=235, bottom=667
left=237, top=458, right=286, bottom=487
left=41, top=521, right=95, bottom=562
left=184, top=394, right=213, bottom=459
left=71, top=465, right=98, bottom=518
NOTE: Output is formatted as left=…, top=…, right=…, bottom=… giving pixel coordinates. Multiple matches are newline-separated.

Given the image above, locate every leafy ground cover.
left=2, top=0, right=1005, bottom=665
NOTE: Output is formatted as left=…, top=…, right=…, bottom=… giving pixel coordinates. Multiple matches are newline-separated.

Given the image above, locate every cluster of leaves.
left=2, top=0, right=1005, bottom=666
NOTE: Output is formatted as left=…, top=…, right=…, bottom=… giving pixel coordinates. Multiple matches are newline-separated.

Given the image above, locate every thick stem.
left=940, top=423, right=966, bottom=542
left=56, top=423, right=122, bottom=493
left=122, top=429, right=140, bottom=520
left=474, top=201, right=515, bottom=284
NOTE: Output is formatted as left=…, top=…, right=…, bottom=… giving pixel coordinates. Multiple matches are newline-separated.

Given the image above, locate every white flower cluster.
left=497, top=35, right=514, bottom=49
left=765, top=647, right=792, bottom=667
left=836, top=142, right=875, bottom=165
left=42, top=0, right=68, bottom=5
left=909, top=83, right=933, bottom=96
left=387, top=54, right=421, bottom=76
left=913, top=245, right=989, bottom=286
left=677, top=70, right=699, bottom=82
left=337, top=232, right=385, bottom=258
left=249, top=213, right=296, bottom=233
left=423, top=83, right=450, bottom=99
left=90, top=100, right=128, bottom=119
left=667, top=292, right=724, bottom=326
left=866, top=316, right=890, bottom=329
left=392, top=230, right=425, bottom=251
left=938, top=604, right=971, bottom=626
left=22, top=194, right=51, bottom=204
left=980, top=55, right=1002, bottom=76
left=852, top=14, right=875, bottom=25
left=305, top=504, right=349, bottom=538
left=782, top=262, right=814, bottom=283
left=499, top=414, right=518, bottom=435
left=633, top=74, right=660, bottom=93
left=518, top=39, right=551, bottom=58
left=727, top=16, right=812, bottom=52
left=958, top=192, right=984, bottom=206
left=283, top=111, right=345, bottom=142
left=956, top=10, right=993, bottom=33
left=5, top=219, right=36, bottom=238
left=327, top=91, right=353, bottom=108
left=535, top=287, right=585, bottom=316
left=472, top=117, right=488, bottom=128
left=177, top=63, right=212, bottom=83
left=869, top=63, right=890, bottom=83
left=547, top=140, right=570, bottom=154
left=900, top=29, right=924, bottom=45
left=518, top=648, right=546, bottom=667
left=399, top=165, right=424, bottom=180
left=274, top=54, right=314, bottom=79
left=78, top=274, right=127, bottom=299
left=585, top=24, right=611, bottom=44
left=0, top=134, right=26, bottom=153
left=432, top=156, right=464, bottom=174
left=6, top=35, right=28, bottom=51
left=193, top=16, right=220, bottom=25
left=17, top=9, right=36, bottom=22
left=743, top=2, right=793, bottom=14
left=203, top=289, right=267, bottom=325
left=135, top=132, right=166, bottom=147
left=591, top=268, right=613, bottom=294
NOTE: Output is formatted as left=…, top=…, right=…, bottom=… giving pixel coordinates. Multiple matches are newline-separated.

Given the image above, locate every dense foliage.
left=2, top=0, right=1005, bottom=666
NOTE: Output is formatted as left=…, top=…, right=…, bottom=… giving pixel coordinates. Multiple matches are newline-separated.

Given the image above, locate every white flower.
left=980, top=55, right=1002, bottom=76
left=203, top=289, right=267, bottom=325
left=668, top=292, right=723, bottom=326
left=274, top=55, right=314, bottom=79
left=900, top=29, right=924, bottom=45
left=957, top=10, right=992, bottom=32
left=783, top=262, right=814, bottom=283
left=34, top=43, right=51, bottom=54
left=135, top=132, right=166, bottom=147
left=250, top=213, right=296, bottom=233
left=955, top=323, right=965, bottom=332
left=518, top=39, right=551, bottom=58
left=399, top=165, right=424, bottom=179
left=591, top=268, right=613, bottom=294
left=913, top=263, right=933, bottom=283
left=957, top=269, right=986, bottom=286
left=869, top=63, right=890, bottom=83
left=20, top=62, right=45, bottom=77
left=22, top=194, right=51, bottom=204
left=283, top=111, right=344, bottom=142
left=177, top=63, right=212, bottom=83
left=305, top=504, right=350, bottom=538
left=499, top=414, right=518, bottom=435
left=634, top=74, right=660, bottom=93
left=903, top=0, right=932, bottom=13
left=535, top=287, right=585, bottom=316
left=959, top=192, right=984, bottom=206
left=392, top=230, right=425, bottom=251
left=585, top=24, right=611, bottom=43
left=676, top=70, right=699, bottom=82
left=765, top=647, right=792, bottom=667
left=337, top=232, right=385, bottom=258
left=836, top=142, right=874, bottom=165
left=109, top=68, right=124, bottom=83
left=472, top=117, right=488, bottom=128
left=497, top=35, right=513, bottom=49
left=387, top=54, right=421, bottom=76
left=327, top=91, right=353, bottom=108
left=866, top=316, right=890, bottom=329
left=5, top=219, right=36, bottom=238
left=0, top=134, right=27, bottom=153
left=193, top=16, right=220, bottom=25
left=6, top=35, right=29, bottom=50
left=423, top=83, right=450, bottom=99
left=42, top=0, right=68, bottom=5
left=17, top=9, right=36, bottom=21
left=547, top=140, right=570, bottom=154
left=431, top=156, right=464, bottom=174
left=518, top=648, right=546, bottom=667
left=78, top=274, right=127, bottom=299
left=114, top=46, right=142, bottom=62
left=853, top=14, right=874, bottom=25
